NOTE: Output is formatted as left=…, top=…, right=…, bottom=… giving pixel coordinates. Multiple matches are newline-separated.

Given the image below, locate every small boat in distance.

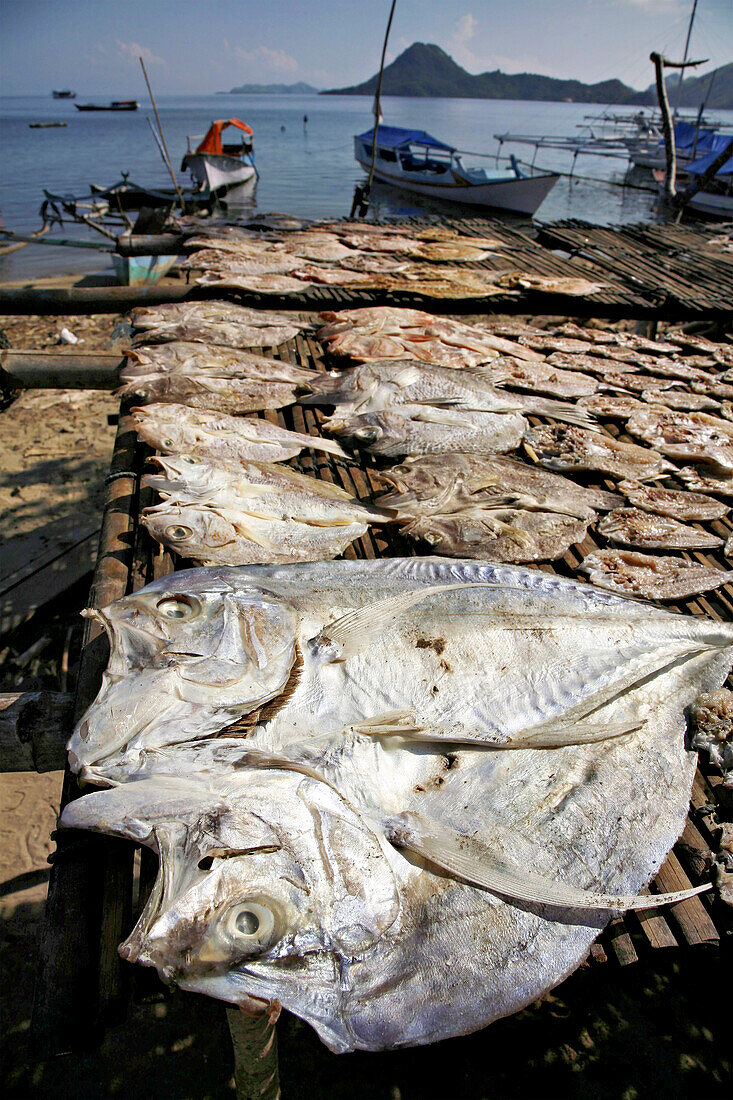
left=52, top=89, right=76, bottom=99
left=181, top=118, right=256, bottom=196
left=29, top=121, right=68, bottom=129
left=75, top=100, right=139, bottom=112
left=354, top=125, right=559, bottom=215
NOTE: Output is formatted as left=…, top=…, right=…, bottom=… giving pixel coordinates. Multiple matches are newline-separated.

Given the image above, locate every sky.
left=1, top=0, right=731, bottom=96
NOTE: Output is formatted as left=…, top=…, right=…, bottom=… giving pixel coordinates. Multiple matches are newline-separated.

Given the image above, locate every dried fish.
left=495, top=272, right=608, bottom=296
left=377, top=453, right=621, bottom=519
left=524, top=424, right=674, bottom=481
left=413, top=242, right=494, bottom=263
left=577, top=394, right=644, bottom=419
left=397, top=508, right=590, bottom=562
left=580, top=548, right=733, bottom=600
left=131, top=403, right=347, bottom=462
left=677, top=465, right=733, bottom=498
left=626, top=408, right=733, bottom=470
left=303, top=361, right=594, bottom=428
left=596, top=507, right=722, bottom=550
left=691, top=690, right=733, bottom=783
left=63, top=558, right=733, bottom=1050
left=547, top=352, right=639, bottom=374
left=121, top=344, right=315, bottom=382
left=487, top=359, right=599, bottom=399
left=617, top=479, right=728, bottom=522
left=182, top=249, right=301, bottom=275
left=130, top=302, right=312, bottom=332
left=317, top=307, right=545, bottom=364
left=325, top=407, right=527, bottom=457
left=601, top=372, right=680, bottom=394
left=195, top=272, right=310, bottom=294
left=640, top=390, right=720, bottom=412
left=341, top=233, right=420, bottom=253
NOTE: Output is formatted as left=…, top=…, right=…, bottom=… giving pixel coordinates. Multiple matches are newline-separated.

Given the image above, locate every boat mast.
left=674, top=0, right=699, bottom=114
left=350, top=0, right=397, bottom=218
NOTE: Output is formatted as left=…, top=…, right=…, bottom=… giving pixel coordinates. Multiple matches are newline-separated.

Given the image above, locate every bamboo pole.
left=226, top=1006, right=280, bottom=1100
left=139, top=57, right=185, bottom=208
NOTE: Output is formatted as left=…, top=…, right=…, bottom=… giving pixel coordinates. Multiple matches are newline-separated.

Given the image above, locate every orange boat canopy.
left=196, top=118, right=253, bottom=155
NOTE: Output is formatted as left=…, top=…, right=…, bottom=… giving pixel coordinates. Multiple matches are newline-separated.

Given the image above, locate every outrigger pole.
left=350, top=0, right=397, bottom=218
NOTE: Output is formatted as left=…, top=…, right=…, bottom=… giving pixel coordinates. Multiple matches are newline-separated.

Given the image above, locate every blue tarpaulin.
left=685, top=134, right=733, bottom=177
left=355, top=125, right=455, bottom=152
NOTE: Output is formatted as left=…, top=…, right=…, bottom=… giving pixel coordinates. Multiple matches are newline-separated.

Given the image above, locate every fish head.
left=67, top=569, right=299, bottom=773
left=131, top=404, right=192, bottom=453
left=141, top=502, right=238, bottom=557
left=62, top=771, right=401, bottom=1048
left=142, top=454, right=222, bottom=500
left=326, top=413, right=387, bottom=446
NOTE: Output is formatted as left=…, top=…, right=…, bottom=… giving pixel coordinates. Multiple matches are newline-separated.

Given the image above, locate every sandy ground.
left=0, top=293, right=730, bottom=1098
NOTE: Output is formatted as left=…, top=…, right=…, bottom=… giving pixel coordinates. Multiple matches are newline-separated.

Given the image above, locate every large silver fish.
left=63, top=558, right=733, bottom=1051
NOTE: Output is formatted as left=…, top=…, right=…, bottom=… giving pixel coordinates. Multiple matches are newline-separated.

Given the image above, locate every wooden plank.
left=653, top=851, right=719, bottom=946
left=0, top=690, right=73, bottom=772
left=31, top=404, right=140, bottom=1059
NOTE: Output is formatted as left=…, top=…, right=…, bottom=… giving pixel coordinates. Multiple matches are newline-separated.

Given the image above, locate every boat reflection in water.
left=354, top=125, right=559, bottom=216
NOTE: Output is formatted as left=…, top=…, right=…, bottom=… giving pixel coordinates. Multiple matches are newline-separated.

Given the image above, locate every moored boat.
left=75, top=100, right=139, bottom=112
left=52, top=89, right=76, bottom=99
left=354, top=125, right=558, bottom=215
left=181, top=118, right=256, bottom=196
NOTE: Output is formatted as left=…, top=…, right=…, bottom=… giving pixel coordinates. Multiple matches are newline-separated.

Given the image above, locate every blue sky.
left=1, top=0, right=731, bottom=95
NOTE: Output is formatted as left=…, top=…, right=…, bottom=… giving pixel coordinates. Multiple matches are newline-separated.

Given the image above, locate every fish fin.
left=384, top=812, right=710, bottom=913
left=308, top=582, right=499, bottom=662
left=360, top=713, right=643, bottom=748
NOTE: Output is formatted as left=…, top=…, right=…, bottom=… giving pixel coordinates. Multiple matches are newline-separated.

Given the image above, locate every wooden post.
left=650, top=52, right=708, bottom=210
left=651, top=52, right=677, bottom=203
left=0, top=349, right=123, bottom=389
left=226, top=1005, right=280, bottom=1100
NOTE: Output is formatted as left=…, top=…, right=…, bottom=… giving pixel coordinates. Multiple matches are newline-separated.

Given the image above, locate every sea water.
left=2, top=93, right=731, bottom=281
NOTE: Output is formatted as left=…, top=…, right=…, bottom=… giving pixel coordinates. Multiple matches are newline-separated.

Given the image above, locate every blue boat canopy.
left=685, top=134, right=733, bottom=178
left=355, top=125, right=455, bottom=152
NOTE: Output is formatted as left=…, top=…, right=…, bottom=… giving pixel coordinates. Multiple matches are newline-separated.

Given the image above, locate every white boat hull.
left=687, top=189, right=733, bottom=218
left=355, top=152, right=557, bottom=215
left=186, top=153, right=256, bottom=195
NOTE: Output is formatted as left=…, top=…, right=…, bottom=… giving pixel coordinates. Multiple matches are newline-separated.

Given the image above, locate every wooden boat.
left=181, top=118, right=256, bottom=195
left=112, top=252, right=179, bottom=287
left=354, top=125, right=558, bottom=215
left=52, top=89, right=75, bottom=99
left=29, top=122, right=68, bottom=129
left=75, top=100, right=139, bottom=112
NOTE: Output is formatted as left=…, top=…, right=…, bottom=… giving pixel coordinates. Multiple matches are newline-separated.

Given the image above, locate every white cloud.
left=116, top=41, right=166, bottom=67
left=449, top=13, right=480, bottom=70
left=235, top=45, right=299, bottom=74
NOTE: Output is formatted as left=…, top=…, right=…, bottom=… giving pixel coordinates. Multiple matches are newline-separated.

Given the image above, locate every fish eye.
left=156, top=594, right=201, bottom=620
left=181, top=455, right=202, bottom=465
left=164, top=525, right=193, bottom=542
left=224, top=900, right=279, bottom=951
left=162, top=438, right=175, bottom=447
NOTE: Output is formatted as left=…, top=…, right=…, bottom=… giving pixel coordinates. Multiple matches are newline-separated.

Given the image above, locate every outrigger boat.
left=75, top=100, right=139, bottom=112
left=354, top=125, right=559, bottom=215
left=181, top=118, right=256, bottom=196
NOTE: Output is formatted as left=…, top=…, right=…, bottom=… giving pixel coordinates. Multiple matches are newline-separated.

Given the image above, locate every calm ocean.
left=2, top=93, right=731, bottom=281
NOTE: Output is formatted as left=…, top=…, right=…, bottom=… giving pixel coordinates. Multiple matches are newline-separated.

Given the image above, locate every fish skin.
left=324, top=407, right=527, bottom=457
left=640, top=390, right=720, bottom=412
left=596, top=507, right=723, bottom=550
left=62, top=558, right=733, bottom=1050
left=303, top=361, right=594, bottom=429
left=678, top=465, right=733, bottom=498
left=376, top=453, right=621, bottom=520
left=141, top=501, right=370, bottom=567
left=581, top=549, right=733, bottom=601
left=131, top=403, right=347, bottom=463
left=524, top=425, right=674, bottom=481
left=617, top=480, right=728, bottom=522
